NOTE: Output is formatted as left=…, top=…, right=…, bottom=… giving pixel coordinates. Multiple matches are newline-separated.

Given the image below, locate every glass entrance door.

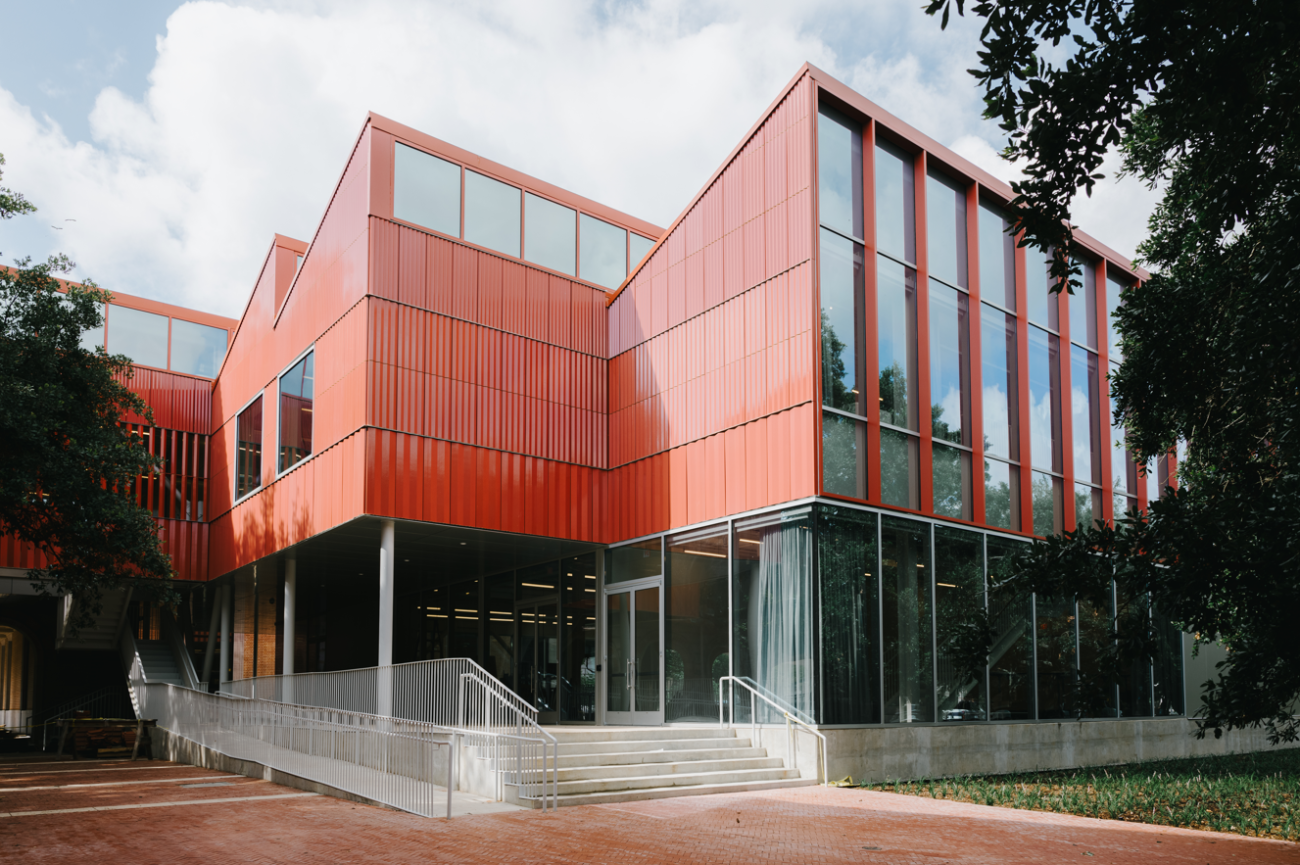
left=604, top=583, right=663, bottom=725
left=517, top=602, right=559, bottom=725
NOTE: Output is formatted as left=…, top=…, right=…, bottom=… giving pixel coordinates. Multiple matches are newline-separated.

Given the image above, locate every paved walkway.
left=1, top=759, right=1297, bottom=864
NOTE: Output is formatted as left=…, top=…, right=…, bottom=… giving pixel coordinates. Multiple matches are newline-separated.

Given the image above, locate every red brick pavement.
left=1, top=760, right=1296, bottom=864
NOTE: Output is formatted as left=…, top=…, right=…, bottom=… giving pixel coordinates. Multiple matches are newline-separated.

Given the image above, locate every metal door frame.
left=515, top=597, right=560, bottom=725
left=602, top=574, right=664, bottom=726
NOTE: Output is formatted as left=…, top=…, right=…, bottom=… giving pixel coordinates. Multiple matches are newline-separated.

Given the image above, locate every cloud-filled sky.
left=0, top=0, right=1159, bottom=319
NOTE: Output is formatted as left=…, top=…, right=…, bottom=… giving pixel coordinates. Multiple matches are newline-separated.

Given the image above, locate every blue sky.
left=0, top=1, right=1156, bottom=318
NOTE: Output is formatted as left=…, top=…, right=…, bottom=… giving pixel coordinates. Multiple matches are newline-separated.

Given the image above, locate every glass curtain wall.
left=979, top=202, right=1020, bottom=530
left=986, top=535, right=1033, bottom=719
left=818, top=108, right=868, bottom=499
left=561, top=554, right=598, bottom=721
left=933, top=526, right=985, bottom=720
left=1069, top=258, right=1103, bottom=531
left=665, top=526, right=730, bottom=722
left=817, top=506, right=880, bottom=724
left=881, top=515, right=932, bottom=722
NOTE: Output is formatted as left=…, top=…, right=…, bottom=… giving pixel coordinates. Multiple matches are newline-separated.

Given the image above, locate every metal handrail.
left=718, top=676, right=827, bottom=784
left=458, top=673, right=558, bottom=810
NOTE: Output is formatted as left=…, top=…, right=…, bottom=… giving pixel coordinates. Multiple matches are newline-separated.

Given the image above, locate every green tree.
left=0, top=154, right=175, bottom=631
left=929, top=0, right=1300, bottom=740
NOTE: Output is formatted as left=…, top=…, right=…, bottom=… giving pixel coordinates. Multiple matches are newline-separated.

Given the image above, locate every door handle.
left=626, top=658, right=633, bottom=690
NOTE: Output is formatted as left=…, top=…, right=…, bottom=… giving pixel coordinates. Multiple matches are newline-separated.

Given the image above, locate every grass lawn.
left=861, top=749, right=1300, bottom=842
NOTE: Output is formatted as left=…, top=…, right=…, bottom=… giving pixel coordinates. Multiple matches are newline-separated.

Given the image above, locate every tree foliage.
left=0, top=154, right=175, bottom=631
left=928, top=0, right=1300, bottom=740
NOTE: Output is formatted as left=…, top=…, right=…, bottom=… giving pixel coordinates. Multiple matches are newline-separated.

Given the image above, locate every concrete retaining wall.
left=821, top=717, right=1300, bottom=784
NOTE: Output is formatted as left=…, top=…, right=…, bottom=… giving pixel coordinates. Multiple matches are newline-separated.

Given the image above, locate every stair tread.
left=538, top=777, right=817, bottom=807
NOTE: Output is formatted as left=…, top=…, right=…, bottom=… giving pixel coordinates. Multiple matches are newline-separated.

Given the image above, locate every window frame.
left=275, top=344, right=317, bottom=479
left=233, top=390, right=266, bottom=505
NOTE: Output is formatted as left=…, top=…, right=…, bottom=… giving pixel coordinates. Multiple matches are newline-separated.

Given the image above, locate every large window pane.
left=629, top=234, right=655, bottom=270
left=236, top=396, right=263, bottom=499
left=818, top=108, right=863, bottom=239
left=524, top=193, right=576, bottom=276
left=393, top=143, right=461, bottom=237
left=934, top=526, right=984, bottom=721
left=278, top=352, right=314, bottom=472
left=1035, top=594, right=1077, bottom=719
left=878, top=257, right=918, bottom=429
left=1106, top=274, right=1126, bottom=361
left=170, top=319, right=228, bottom=378
left=665, top=526, right=730, bottom=723
left=1077, top=590, right=1118, bottom=717
left=820, top=229, right=865, bottom=413
left=929, top=280, right=969, bottom=444
left=1028, top=325, right=1062, bottom=472
left=1068, top=257, right=1097, bottom=348
left=1116, top=587, right=1153, bottom=718
left=932, top=442, right=970, bottom=520
left=987, top=536, right=1033, bottom=720
left=980, top=303, right=1019, bottom=460
left=1109, top=364, right=1134, bottom=498
left=1071, top=345, right=1101, bottom=484
left=875, top=141, right=915, bottom=263
left=979, top=202, right=1015, bottom=310
left=1026, top=249, right=1058, bottom=330
left=732, top=508, right=815, bottom=722
left=108, top=305, right=168, bottom=369
left=609, top=538, right=660, bottom=583
left=1152, top=607, right=1185, bottom=716
left=926, top=170, right=967, bottom=289
left=880, top=428, right=919, bottom=509
left=1075, top=482, right=1100, bottom=532
left=881, top=515, right=932, bottom=723
left=1032, top=470, right=1062, bottom=536
left=579, top=214, right=627, bottom=290
left=817, top=505, right=879, bottom=724
left=464, top=170, right=520, bottom=257
left=822, top=411, right=866, bottom=499
left=78, top=301, right=105, bottom=352
left=561, top=554, right=598, bottom=722
left=984, top=459, right=1019, bottom=530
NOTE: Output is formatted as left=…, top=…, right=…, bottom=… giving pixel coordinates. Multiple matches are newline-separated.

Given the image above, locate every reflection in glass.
left=1152, top=607, right=1185, bottom=716
left=1077, top=591, right=1117, bottom=717
left=927, top=170, right=967, bottom=288
left=665, top=526, right=730, bottom=722
left=610, top=538, right=660, bottom=583
left=932, top=442, right=970, bottom=520
left=485, top=573, right=515, bottom=691
left=1116, top=587, right=1153, bottom=718
left=561, top=554, right=597, bottom=721
left=1036, top=594, right=1077, bottom=719
left=236, top=396, right=263, bottom=499
left=580, top=214, right=628, bottom=290
left=878, top=257, right=918, bottom=429
left=820, top=230, right=865, bottom=413
left=987, top=536, right=1033, bottom=719
left=524, top=193, right=576, bottom=276
left=465, top=170, right=521, bottom=257
left=1106, top=275, right=1126, bottom=360
left=1028, top=325, right=1062, bottom=472
left=394, top=143, right=461, bottom=237
left=822, top=411, right=866, bottom=499
left=818, top=108, right=863, bottom=239
left=880, top=427, right=919, bottom=509
left=630, top=234, right=655, bottom=270
left=1068, top=257, right=1097, bottom=348
left=606, top=592, right=631, bottom=713
left=1075, top=483, right=1101, bottom=532
left=882, top=516, right=932, bottom=722
left=108, top=305, right=169, bottom=369
left=929, top=280, right=969, bottom=444
left=875, top=141, right=915, bottom=263
left=1032, top=470, right=1062, bottom=536
left=980, top=304, right=1018, bottom=460
left=984, top=458, right=1018, bottom=530
left=1109, top=367, right=1135, bottom=501
left=1071, top=345, right=1101, bottom=484
left=1026, top=249, right=1058, bottom=330
left=171, top=319, right=228, bottom=377
left=934, top=527, right=985, bottom=721
left=979, top=202, right=1016, bottom=310
left=278, top=352, right=314, bottom=472
left=732, top=509, right=815, bottom=722
left=817, top=506, right=879, bottom=724
left=634, top=587, right=660, bottom=712
left=78, top=301, right=105, bottom=352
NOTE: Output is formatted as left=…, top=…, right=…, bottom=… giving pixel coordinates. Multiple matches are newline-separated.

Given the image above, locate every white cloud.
left=0, top=0, right=1159, bottom=317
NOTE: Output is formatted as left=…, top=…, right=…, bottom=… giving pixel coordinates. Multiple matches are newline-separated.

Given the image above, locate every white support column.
left=282, top=555, right=297, bottom=675
left=378, top=519, right=395, bottom=717
left=219, top=585, right=233, bottom=685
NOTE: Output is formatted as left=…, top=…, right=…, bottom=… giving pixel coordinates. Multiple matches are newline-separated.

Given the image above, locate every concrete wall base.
left=822, top=718, right=1300, bottom=783
left=150, top=727, right=395, bottom=810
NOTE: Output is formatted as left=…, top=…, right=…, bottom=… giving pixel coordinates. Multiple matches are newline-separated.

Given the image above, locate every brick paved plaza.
left=2, top=759, right=1297, bottom=864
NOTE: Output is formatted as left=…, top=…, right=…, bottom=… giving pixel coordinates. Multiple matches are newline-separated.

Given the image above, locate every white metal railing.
left=719, top=676, right=827, bottom=784
left=221, top=658, right=555, bottom=808
left=458, top=673, right=557, bottom=807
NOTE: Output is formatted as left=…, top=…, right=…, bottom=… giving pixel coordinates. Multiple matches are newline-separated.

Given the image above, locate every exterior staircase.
left=507, top=727, right=814, bottom=807
left=133, top=640, right=188, bottom=687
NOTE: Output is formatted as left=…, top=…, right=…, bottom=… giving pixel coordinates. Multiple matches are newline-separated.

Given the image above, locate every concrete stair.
left=507, top=727, right=815, bottom=807
left=135, top=640, right=187, bottom=687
